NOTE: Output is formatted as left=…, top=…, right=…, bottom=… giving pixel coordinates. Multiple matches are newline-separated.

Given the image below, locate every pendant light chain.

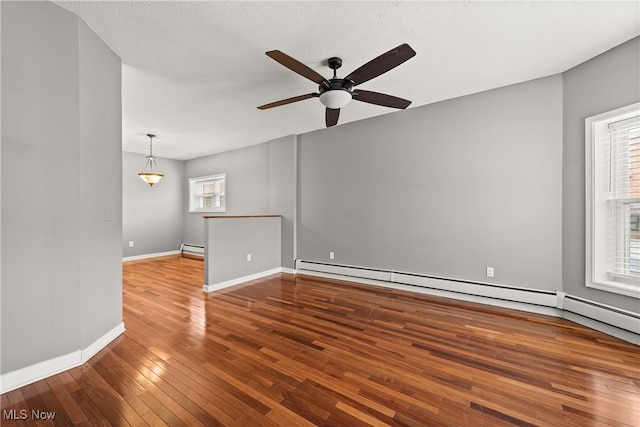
left=149, top=135, right=155, bottom=159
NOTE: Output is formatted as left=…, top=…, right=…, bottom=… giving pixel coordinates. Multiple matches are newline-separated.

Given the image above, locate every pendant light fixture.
left=138, top=133, right=164, bottom=187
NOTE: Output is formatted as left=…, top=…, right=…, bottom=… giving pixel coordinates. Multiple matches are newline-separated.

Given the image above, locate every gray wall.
left=1, top=1, right=122, bottom=372
left=78, top=18, right=123, bottom=349
left=298, top=75, right=564, bottom=291
left=268, top=136, right=296, bottom=269
left=205, top=217, right=281, bottom=286
left=184, top=136, right=296, bottom=268
left=184, top=143, right=270, bottom=245
left=562, top=37, right=640, bottom=313
left=122, top=151, right=185, bottom=257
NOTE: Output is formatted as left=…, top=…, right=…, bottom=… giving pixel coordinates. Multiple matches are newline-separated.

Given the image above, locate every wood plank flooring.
left=2, top=254, right=639, bottom=426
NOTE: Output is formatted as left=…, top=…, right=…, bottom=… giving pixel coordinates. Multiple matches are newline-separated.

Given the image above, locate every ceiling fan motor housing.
left=318, top=57, right=353, bottom=109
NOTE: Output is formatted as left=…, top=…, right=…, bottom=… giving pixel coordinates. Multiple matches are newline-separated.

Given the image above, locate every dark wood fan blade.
left=266, top=50, right=329, bottom=85
left=352, top=90, right=411, bottom=109
left=258, top=93, right=319, bottom=110
left=326, top=108, right=340, bottom=127
left=345, top=44, right=416, bottom=86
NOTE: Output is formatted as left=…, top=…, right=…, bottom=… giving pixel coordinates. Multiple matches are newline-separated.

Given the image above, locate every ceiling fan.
left=258, top=44, right=416, bottom=127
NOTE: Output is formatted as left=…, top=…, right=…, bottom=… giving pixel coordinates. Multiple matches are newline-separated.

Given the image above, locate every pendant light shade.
left=138, top=134, right=164, bottom=187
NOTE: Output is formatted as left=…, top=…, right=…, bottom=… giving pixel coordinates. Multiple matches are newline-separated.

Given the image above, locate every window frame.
left=585, top=102, right=639, bottom=299
left=188, top=173, right=226, bottom=213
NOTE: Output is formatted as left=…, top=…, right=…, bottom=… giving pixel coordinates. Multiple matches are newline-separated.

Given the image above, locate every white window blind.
left=608, top=119, right=640, bottom=277
left=189, top=174, right=226, bottom=213
left=586, top=103, right=640, bottom=298
left=198, top=178, right=225, bottom=209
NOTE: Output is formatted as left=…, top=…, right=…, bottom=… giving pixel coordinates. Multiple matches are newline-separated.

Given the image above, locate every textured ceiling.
left=53, top=1, right=640, bottom=160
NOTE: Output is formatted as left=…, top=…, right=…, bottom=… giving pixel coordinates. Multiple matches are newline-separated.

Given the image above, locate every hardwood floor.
left=2, top=255, right=639, bottom=426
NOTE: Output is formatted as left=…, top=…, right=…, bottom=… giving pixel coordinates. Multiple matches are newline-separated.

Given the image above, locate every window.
left=189, top=174, right=226, bottom=213
left=586, top=103, right=639, bottom=298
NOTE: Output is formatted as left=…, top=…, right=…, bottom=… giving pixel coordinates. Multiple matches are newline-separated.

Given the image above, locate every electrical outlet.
left=486, top=267, right=494, bottom=278
left=129, top=241, right=134, bottom=248
left=329, top=251, right=335, bottom=260
left=247, top=254, right=252, bottom=262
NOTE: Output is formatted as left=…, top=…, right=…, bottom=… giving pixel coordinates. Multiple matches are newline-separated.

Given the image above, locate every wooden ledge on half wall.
left=202, top=214, right=283, bottom=219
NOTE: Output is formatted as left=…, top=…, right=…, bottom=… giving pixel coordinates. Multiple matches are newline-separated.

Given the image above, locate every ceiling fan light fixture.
left=259, top=44, right=416, bottom=127
left=138, top=133, right=164, bottom=187
left=319, top=89, right=352, bottom=109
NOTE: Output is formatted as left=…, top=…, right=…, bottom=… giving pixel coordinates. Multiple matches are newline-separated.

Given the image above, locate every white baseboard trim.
left=281, top=267, right=296, bottom=275
left=0, top=322, right=125, bottom=394
left=81, top=322, right=126, bottom=361
left=123, top=250, right=181, bottom=262
left=203, top=267, right=283, bottom=292
left=0, top=351, right=81, bottom=396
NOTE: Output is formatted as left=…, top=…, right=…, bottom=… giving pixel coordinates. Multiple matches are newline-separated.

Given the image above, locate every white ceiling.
left=53, top=1, right=640, bottom=161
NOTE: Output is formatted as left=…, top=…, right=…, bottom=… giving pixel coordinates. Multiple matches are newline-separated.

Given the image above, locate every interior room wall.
left=562, top=37, right=640, bottom=313
left=122, top=151, right=185, bottom=258
left=78, top=17, right=123, bottom=349
left=1, top=1, right=122, bottom=374
left=297, top=75, right=564, bottom=291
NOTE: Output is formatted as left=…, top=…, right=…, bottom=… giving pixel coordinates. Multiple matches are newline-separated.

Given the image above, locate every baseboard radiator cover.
left=561, top=295, right=640, bottom=335
left=296, top=260, right=557, bottom=307
left=295, top=260, right=639, bottom=339
left=180, top=243, right=205, bottom=257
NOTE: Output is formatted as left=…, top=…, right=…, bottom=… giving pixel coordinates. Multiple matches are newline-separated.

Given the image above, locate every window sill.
left=189, top=208, right=226, bottom=214
left=586, top=280, right=640, bottom=299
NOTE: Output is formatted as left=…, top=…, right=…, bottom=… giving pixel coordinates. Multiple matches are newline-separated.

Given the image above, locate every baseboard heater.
left=296, top=260, right=557, bottom=306
left=562, top=295, right=640, bottom=334
left=180, top=243, right=204, bottom=257
left=295, top=260, right=640, bottom=336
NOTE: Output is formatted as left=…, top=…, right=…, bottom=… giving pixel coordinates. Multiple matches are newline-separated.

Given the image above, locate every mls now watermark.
left=3, top=409, right=56, bottom=421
